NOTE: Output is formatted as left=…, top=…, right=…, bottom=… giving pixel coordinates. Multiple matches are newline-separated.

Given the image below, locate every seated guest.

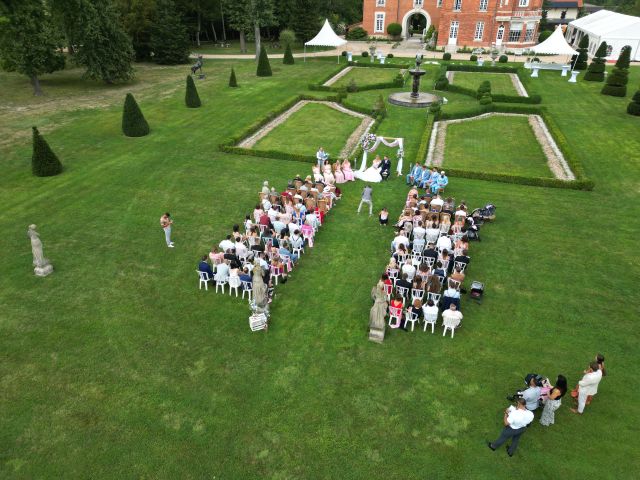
left=386, top=257, right=399, bottom=273
left=253, top=204, right=264, bottom=223
left=209, top=246, right=224, bottom=265
left=261, top=197, right=272, bottom=211
left=244, top=214, right=253, bottom=232
left=413, top=221, right=426, bottom=240
left=423, top=245, right=438, bottom=262
left=267, top=205, right=280, bottom=222
left=234, top=239, right=249, bottom=261
left=406, top=162, right=421, bottom=185
left=438, top=248, right=451, bottom=266
left=422, top=299, right=439, bottom=319
left=430, top=193, right=444, bottom=210
left=436, top=171, right=449, bottom=192
left=433, top=261, right=446, bottom=278
left=393, top=244, right=409, bottom=263
left=290, top=229, right=304, bottom=250
left=224, top=249, right=241, bottom=269
left=214, top=260, right=230, bottom=283
left=381, top=273, right=393, bottom=290
left=508, top=376, right=542, bottom=412
left=239, top=267, right=252, bottom=287
left=231, top=224, right=243, bottom=242
left=395, top=273, right=412, bottom=296
left=392, top=230, right=410, bottom=252
left=442, top=197, right=455, bottom=214
left=401, top=259, right=416, bottom=282
left=417, top=262, right=431, bottom=280
left=278, top=238, right=298, bottom=263
left=449, top=267, right=465, bottom=286
left=228, top=265, right=241, bottom=291
left=406, top=298, right=423, bottom=325
left=436, top=234, right=452, bottom=253
left=197, top=255, right=214, bottom=280
left=454, top=235, right=469, bottom=257
left=412, top=276, right=424, bottom=292
left=246, top=227, right=260, bottom=247
left=219, top=235, right=235, bottom=252
left=442, top=285, right=461, bottom=310
left=272, top=215, right=286, bottom=234
left=426, top=224, right=440, bottom=242
left=412, top=236, right=425, bottom=253
left=454, top=249, right=471, bottom=269
left=390, top=295, right=405, bottom=329
left=417, top=165, right=430, bottom=188
left=426, top=274, right=441, bottom=294
left=442, top=304, right=463, bottom=328
left=426, top=168, right=440, bottom=190
left=259, top=211, right=272, bottom=229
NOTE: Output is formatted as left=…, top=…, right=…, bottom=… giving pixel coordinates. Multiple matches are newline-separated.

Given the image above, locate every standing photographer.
left=487, top=398, right=534, bottom=457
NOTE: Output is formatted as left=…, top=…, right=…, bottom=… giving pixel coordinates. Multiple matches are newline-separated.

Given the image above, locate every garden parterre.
left=0, top=59, right=639, bottom=479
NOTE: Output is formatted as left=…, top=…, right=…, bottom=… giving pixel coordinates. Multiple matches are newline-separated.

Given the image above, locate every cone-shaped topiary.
left=434, top=73, right=449, bottom=90
left=122, top=93, right=150, bottom=137
left=476, top=80, right=491, bottom=99
left=283, top=43, right=294, bottom=65
left=627, top=88, right=640, bottom=116
left=584, top=41, right=607, bottom=82
left=229, top=67, right=238, bottom=87
left=573, top=36, right=589, bottom=70
left=185, top=75, right=201, bottom=108
left=256, top=45, right=272, bottom=77
left=602, top=46, right=631, bottom=97
left=31, top=127, right=63, bottom=177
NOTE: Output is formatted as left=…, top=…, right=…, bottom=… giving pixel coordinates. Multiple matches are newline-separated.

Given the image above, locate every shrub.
left=477, top=80, right=491, bottom=99
left=479, top=94, right=492, bottom=105
left=122, top=93, right=150, bottom=137
left=470, top=54, right=478, bottom=62
left=185, top=75, right=201, bottom=108
left=434, top=73, right=449, bottom=90
left=31, top=127, right=62, bottom=177
left=256, top=45, right=272, bottom=77
left=627, top=88, right=640, bottom=116
left=373, top=94, right=386, bottom=116
left=429, top=101, right=441, bottom=114
left=443, top=52, right=451, bottom=61
left=279, top=29, right=296, bottom=46
left=387, top=53, right=394, bottom=58
left=538, top=30, right=552, bottom=42
left=346, top=27, right=368, bottom=40
left=362, top=51, right=369, bottom=57
left=347, top=79, right=358, bottom=92
left=584, top=41, right=607, bottom=82
left=602, top=46, right=631, bottom=97
left=498, top=55, right=508, bottom=63
left=229, top=67, right=238, bottom=87
left=283, top=43, right=294, bottom=64
left=573, top=36, right=589, bottom=70
left=387, top=23, right=402, bottom=37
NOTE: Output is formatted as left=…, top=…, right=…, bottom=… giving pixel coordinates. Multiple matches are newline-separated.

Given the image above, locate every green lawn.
left=443, top=115, right=553, bottom=177
left=192, top=40, right=334, bottom=55
left=450, top=71, right=520, bottom=96
left=1, top=59, right=639, bottom=479
left=332, top=66, right=401, bottom=87
left=253, top=102, right=362, bottom=156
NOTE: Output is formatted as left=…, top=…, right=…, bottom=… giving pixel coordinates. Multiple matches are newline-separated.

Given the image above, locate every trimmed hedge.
left=447, top=65, right=518, bottom=73
left=283, top=43, right=294, bottom=64
left=310, top=66, right=408, bottom=92
left=229, top=67, right=238, bottom=87
left=443, top=53, right=451, bottom=61
left=498, top=55, right=508, bottom=63
left=31, top=127, right=63, bottom=177
left=584, top=41, right=607, bottom=82
left=627, top=89, right=640, bottom=116
left=470, top=54, right=478, bottom=62
left=601, top=45, right=631, bottom=97
left=347, top=61, right=411, bottom=69
left=256, top=45, right=272, bottom=77
left=122, top=93, right=150, bottom=137
left=435, top=168, right=594, bottom=190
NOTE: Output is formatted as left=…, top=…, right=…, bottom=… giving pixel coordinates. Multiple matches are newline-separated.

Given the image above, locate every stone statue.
left=27, top=224, right=53, bottom=277
left=368, top=280, right=388, bottom=343
left=251, top=261, right=269, bottom=312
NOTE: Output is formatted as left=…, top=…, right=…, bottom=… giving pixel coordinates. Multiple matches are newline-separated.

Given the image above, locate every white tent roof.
left=530, top=26, right=578, bottom=55
left=305, top=19, right=347, bottom=47
left=569, top=10, right=640, bottom=40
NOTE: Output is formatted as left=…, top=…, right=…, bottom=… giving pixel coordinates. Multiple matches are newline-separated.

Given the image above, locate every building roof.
left=305, top=19, right=348, bottom=47
left=569, top=9, right=640, bottom=40
left=530, top=26, right=578, bottom=54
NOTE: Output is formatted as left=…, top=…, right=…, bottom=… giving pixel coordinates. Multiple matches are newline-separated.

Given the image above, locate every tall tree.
left=150, top=0, right=190, bottom=64
left=224, top=0, right=251, bottom=53
left=292, top=0, right=320, bottom=43
left=584, top=41, right=607, bottom=82
left=0, top=1, right=65, bottom=96
left=251, top=0, right=276, bottom=61
left=224, top=0, right=275, bottom=59
left=115, top=0, right=156, bottom=61
left=54, top=0, right=135, bottom=83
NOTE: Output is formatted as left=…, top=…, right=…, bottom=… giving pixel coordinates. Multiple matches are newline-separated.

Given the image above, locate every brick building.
left=362, top=0, right=543, bottom=49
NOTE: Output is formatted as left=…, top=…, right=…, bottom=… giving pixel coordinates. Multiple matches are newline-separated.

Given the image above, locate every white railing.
left=513, top=9, right=542, bottom=17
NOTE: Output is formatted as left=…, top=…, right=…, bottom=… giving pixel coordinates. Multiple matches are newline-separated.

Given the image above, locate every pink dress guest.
left=342, top=160, right=355, bottom=181
left=301, top=224, right=314, bottom=247
left=334, top=162, right=346, bottom=183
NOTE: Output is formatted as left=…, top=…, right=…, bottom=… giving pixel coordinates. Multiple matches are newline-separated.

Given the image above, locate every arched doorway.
left=401, top=9, right=431, bottom=40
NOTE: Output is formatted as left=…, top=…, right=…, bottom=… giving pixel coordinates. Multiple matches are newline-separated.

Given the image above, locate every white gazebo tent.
left=304, top=19, right=348, bottom=63
left=529, top=26, right=578, bottom=56
left=566, top=10, right=640, bottom=62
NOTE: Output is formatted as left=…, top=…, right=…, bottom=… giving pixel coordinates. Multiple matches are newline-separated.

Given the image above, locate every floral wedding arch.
left=357, top=133, right=405, bottom=176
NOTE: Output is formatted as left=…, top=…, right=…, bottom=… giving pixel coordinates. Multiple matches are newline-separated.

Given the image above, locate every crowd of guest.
left=378, top=183, right=476, bottom=336
left=196, top=177, right=342, bottom=300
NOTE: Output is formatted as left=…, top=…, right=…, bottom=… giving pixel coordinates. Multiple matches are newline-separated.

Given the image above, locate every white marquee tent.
left=566, top=10, right=640, bottom=61
left=304, top=19, right=347, bottom=63
left=529, top=26, right=578, bottom=56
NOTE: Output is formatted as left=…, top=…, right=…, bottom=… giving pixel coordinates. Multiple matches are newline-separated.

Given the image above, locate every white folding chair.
left=215, top=278, right=227, bottom=293
left=423, top=311, right=438, bottom=333
left=241, top=281, right=253, bottom=301
left=427, top=292, right=441, bottom=306
left=269, top=265, right=281, bottom=285
left=413, top=242, right=425, bottom=255
left=228, top=278, right=240, bottom=297
left=411, top=288, right=425, bottom=303
left=441, top=259, right=450, bottom=272
left=396, top=286, right=410, bottom=305
left=196, top=270, right=211, bottom=290
left=405, top=311, right=420, bottom=332
left=424, top=257, right=435, bottom=268
left=454, top=261, right=467, bottom=272
left=387, top=268, right=399, bottom=286
left=448, top=279, right=461, bottom=291
left=443, top=319, right=460, bottom=338
left=388, top=306, right=403, bottom=328
left=281, top=255, right=294, bottom=273
left=383, top=283, right=393, bottom=301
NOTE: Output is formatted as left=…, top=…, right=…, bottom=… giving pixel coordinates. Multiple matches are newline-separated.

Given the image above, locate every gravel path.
left=323, top=67, right=353, bottom=86
left=425, top=112, right=575, bottom=180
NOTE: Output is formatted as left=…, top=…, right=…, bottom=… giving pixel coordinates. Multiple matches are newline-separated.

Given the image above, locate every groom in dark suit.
left=380, top=156, right=392, bottom=180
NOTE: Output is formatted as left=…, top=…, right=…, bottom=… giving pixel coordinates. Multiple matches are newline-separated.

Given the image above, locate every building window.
left=479, top=0, right=488, bottom=11
left=449, top=21, right=459, bottom=39
left=508, top=28, right=521, bottom=42
left=454, top=0, right=462, bottom=11
left=496, top=25, right=505, bottom=41
left=474, top=21, right=484, bottom=40
left=376, top=0, right=386, bottom=6
left=374, top=12, right=385, bottom=33
left=437, top=0, right=443, bottom=6
left=414, top=0, right=424, bottom=6
left=524, top=24, right=535, bottom=41
left=518, top=0, right=527, bottom=5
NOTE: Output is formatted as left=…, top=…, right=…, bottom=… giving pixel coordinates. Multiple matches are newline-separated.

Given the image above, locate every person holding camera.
left=487, top=398, right=534, bottom=457
left=507, top=374, right=543, bottom=411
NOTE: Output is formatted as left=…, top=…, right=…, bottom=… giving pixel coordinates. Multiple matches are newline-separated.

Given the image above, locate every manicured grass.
left=1, top=58, right=639, bottom=479
left=332, top=66, right=401, bottom=87
left=192, top=41, right=334, bottom=55
left=450, top=71, right=520, bottom=96
left=252, top=102, right=362, bottom=156
left=443, top=115, right=553, bottom=177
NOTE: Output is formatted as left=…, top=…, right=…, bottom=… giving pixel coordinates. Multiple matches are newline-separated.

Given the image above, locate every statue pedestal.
left=368, top=327, right=385, bottom=343
left=34, top=264, right=53, bottom=277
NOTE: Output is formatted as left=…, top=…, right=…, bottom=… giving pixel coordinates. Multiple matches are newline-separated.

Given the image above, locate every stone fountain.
left=388, top=53, right=440, bottom=108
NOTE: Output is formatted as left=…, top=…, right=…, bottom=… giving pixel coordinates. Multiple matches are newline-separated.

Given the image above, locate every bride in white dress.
left=355, top=156, right=383, bottom=183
